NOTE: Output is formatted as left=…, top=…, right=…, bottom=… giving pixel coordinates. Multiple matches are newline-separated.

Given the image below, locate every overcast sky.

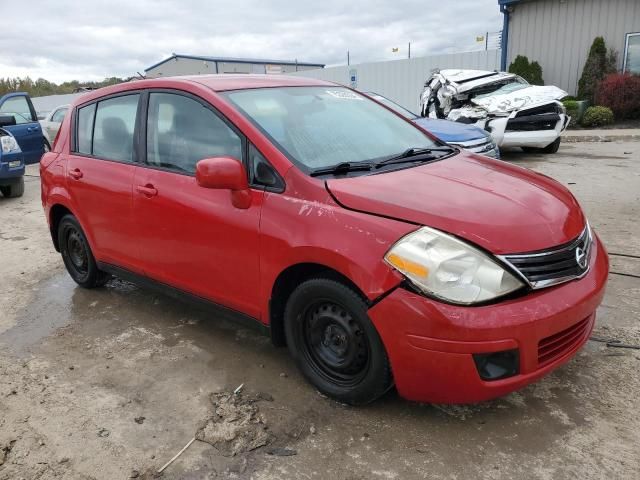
left=0, top=0, right=502, bottom=84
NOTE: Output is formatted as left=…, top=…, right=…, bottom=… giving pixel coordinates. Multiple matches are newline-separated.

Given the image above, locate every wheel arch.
left=49, top=203, right=75, bottom=251
left=268, top=262, right=369, bottom=347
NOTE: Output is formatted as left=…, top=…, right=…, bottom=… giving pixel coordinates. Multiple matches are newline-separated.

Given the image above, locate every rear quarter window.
left=76, top=104, right=96, bottom=155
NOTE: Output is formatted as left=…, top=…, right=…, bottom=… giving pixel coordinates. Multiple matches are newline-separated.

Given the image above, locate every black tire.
left=284, top=278, right=393, bottom=405
left=43, top=138, right=51, bottom=152
left=0, top=177, right=24, bottom=198
left=542, top=137, right=561, bottom=154
left=522, top=137, right=561, bottom=154
left=57, top=214, right=110, bottom=288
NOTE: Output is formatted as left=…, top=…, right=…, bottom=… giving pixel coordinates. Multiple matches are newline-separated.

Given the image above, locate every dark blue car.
left=0, top=92, right=45, bottom=165
left=0, top=127, right=25, bottom=197
left=367, top=93, right=500, bottom=158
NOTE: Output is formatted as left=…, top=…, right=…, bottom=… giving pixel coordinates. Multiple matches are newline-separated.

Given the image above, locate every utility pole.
left=485, top=32, right=489, bottom=51
left=408, top=42, right=411, bottom=59
left=347, top=50, right=350, bottom=66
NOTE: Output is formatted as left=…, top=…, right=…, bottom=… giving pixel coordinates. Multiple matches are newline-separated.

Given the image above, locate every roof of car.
left=182, top=74, right=336, bottom=91
left=68, top=74, right=338, bottom=108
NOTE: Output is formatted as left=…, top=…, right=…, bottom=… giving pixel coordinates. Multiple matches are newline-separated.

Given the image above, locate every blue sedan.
left=367, top=93, right=500, bottom=159
left=0, top=126, right=25, bottom=197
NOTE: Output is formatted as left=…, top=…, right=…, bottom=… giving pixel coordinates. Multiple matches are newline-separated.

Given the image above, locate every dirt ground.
left=1, top=141, right=639, bottom=480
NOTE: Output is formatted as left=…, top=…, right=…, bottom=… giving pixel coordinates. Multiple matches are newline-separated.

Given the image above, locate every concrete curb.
left=563, top=131, right=640, bottom=143
left=563, top=134, right=640, bottom=143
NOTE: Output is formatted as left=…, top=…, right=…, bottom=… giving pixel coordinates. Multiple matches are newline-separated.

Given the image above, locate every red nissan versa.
left=40, top=75, right=608, bottom=405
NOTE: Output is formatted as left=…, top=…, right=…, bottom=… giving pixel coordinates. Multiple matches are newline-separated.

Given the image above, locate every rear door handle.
left=68, top=168, right=83, bottom=180
left=136, top=184, right=158, bottom=197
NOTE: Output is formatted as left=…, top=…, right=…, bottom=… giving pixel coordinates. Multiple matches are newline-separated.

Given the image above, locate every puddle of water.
left=1, top=274, right=78, bottom=354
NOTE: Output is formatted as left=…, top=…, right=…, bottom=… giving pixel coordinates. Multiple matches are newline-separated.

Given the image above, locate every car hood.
left=412, top=117, right=488, bottom=143
left=471, top=85, right=568, bottom=114
left=326, top=153, right=585, bottom=254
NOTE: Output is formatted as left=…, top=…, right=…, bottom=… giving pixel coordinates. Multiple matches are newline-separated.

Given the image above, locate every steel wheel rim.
left=300, top=300, right=370, bottom=387
left=64, top=226, right=88, bottom=275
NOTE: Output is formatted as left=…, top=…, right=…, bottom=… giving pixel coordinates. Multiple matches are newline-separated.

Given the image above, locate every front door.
left=0, top=93, right=44, bottom=164
left=133, top=91, right=263, bottom=318
left=66, top=94, right=141, bottom=271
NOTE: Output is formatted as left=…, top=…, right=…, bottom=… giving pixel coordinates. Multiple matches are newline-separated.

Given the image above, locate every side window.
left=93, top=94, right=139, bottom=163
left=76, top=104, right=96, bottom=155
left=147, top=93, right=242, bottom=174
left=52, top=107, right=68, bottom=123
left=0, top=96, right=35, bottom=124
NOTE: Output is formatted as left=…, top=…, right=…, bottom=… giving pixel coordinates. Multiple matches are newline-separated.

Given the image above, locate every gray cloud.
left=0, top=0, right=502, bottom=83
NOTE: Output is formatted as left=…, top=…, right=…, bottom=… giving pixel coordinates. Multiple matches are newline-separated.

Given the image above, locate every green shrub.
left=562, top=100, right=580, bottom=126
left=581, top=106, right=614, bottom=127
left=508, top=55, right=544, bottom=85
left=577, top=37, right=617, bottom=103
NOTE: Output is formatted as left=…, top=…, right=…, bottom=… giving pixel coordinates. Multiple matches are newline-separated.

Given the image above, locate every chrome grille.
left=499, top=225, right=592, bottom=289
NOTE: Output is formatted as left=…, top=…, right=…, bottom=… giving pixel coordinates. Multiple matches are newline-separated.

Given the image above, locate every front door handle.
left=68, top=168, right=83, bottom=180
left=136, top=184, right=158, bottom=197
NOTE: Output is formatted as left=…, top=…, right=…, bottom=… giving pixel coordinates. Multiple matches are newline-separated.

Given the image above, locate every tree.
left=577, top=37, right=618, bottom=103
left=508, top=55, right=544, bottom=85
left=0, top=76, right=127, bottom=97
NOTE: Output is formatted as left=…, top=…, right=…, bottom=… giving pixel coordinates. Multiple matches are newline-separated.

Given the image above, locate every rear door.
left=66, top=93, right=142, bottom=271
left=132, top=90, right=263, bottom=317
left=0, top=93, right=44, bottom=164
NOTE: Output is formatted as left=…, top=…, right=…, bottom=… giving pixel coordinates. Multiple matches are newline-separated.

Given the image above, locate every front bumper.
left=0, top=151, right=25, bottom=183
left=487, top=112, right=569, bottom=149
left=369, top=234, right=608, bottom=404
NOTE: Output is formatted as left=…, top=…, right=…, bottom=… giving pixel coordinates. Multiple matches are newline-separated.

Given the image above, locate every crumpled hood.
left=413, top=117, right=488, bottom=142
left=471, top=85, right=567, bottom=114
left=326, top=153, right=585, bottom=254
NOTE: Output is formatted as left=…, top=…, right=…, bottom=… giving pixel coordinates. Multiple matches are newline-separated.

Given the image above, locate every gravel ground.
left=0, top=141, right=638, bottom=479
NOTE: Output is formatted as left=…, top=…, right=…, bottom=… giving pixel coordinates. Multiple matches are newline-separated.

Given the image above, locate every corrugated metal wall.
left=507, top=0, right=640, bottom=95
left=291, top=50, right=501, bottom=111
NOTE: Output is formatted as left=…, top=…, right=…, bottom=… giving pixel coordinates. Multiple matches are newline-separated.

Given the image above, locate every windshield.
left=224, top=87, right=438, bottom=171
left=367, top=93, right=419, bottom=120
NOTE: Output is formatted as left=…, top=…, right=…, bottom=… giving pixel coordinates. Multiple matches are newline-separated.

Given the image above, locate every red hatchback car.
left=41, top=75, right=608, bottom=405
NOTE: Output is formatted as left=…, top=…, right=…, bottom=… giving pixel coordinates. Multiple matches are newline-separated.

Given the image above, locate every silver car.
left=40, top=105, right=69, bottom=149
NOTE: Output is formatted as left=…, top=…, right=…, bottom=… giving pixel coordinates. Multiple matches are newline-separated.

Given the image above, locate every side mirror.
left=0, top=115, right=16, bottom=128
left=196, top=157, right=251, bottom=209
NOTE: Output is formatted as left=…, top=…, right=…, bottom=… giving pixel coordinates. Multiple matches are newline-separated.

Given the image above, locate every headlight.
left=385, top=227, right=524, bottom=304
left=1, top=135, right=21, bottom=154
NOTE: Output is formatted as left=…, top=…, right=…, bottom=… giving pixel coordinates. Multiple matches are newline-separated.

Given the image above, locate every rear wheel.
left=0, top=177, right=24, bottom=198
left=284, top=278, right=393, bottom=405
left=57, top=214, right=110, bottom=288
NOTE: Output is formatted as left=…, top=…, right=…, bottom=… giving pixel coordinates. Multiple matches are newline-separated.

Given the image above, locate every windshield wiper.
left=375, top=146, right=456, bottom=168
left=309, top=161, right=374, bottom=177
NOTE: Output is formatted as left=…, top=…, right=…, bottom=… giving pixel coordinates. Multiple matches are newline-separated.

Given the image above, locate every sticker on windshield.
left=326, top=90, right=362, bottom=100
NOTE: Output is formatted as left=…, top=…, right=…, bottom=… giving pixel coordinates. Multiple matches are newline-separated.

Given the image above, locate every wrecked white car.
left=420, top=70, right=570, bottom=153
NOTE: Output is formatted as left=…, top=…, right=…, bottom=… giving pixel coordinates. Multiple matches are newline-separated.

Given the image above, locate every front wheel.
left=57, top=214, right=110, bottom=288
left=284, top=278, right=393, bottom=405
left=522, top=137, right=561, bottom=154
left=0, top=177, right=24, bottom=198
